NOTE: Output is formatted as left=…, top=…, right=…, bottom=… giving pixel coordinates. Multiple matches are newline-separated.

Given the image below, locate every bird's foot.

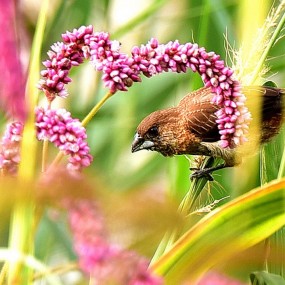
left=190, top=163, right=227, bottom=181
left=190, top=167, right=214, bottom=181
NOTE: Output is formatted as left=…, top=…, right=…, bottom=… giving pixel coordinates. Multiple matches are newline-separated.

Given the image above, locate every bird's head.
left=131, top=108, right=184, bottom=156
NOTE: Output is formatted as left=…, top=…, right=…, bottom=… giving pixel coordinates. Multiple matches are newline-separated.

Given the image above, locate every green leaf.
left=261, top=127, right=285, bottom=277
left=151, top=157, right=220, bottom=264
left=262, top=81, right=278, bottom=88
left=261, top=126, right=285, bottom=182
left=151, top=178, right=285, bottom=284
left=250, top=271, right=285, bottom=285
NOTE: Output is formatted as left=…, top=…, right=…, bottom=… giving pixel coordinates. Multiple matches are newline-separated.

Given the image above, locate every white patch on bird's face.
left=131, top=132, right=155, bottom=153
left=139, top=140, right=155, bottom=150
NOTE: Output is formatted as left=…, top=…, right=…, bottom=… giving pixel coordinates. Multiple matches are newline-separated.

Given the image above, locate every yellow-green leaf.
left=151, top=178, right=285, bottom=284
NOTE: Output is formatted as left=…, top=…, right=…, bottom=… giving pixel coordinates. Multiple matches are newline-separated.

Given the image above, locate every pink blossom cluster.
left=131, top=38, right=251, bottom=147
left=35, top=107, right=93, bottom=171
left=38, top=25, right=141, bottom=99
left=67, top=199, right=163, bottom=285
left=38, top=25, right=251, bottom=148
left=0, top=0, right=26, bottom=120
left=89, top=38, right=141, bottom=92
left=0, top=122, right=23, bottom=174
left=38, top=26, right=93, bottom=99
left=0, top=108, right=93, bottom=175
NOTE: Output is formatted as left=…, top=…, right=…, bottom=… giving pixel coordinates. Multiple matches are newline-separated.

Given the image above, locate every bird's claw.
left=190, top=167, right=214, bottom=181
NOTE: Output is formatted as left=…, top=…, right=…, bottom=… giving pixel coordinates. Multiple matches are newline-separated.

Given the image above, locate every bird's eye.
left=148, top=126, right=159, bottom=137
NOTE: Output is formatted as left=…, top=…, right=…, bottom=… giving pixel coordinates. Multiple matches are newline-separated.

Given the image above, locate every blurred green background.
left=27, top=0, right=284, bottom=197
left=3, top=0, right=285, bottom=283
left=28, top=0, right=285, bottom=227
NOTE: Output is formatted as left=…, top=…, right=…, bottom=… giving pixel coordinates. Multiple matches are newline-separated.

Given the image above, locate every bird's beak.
left=131, top=132, right=155, bottom=153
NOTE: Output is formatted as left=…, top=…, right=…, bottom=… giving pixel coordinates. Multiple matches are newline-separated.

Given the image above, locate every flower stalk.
left=81, top=91, right=114, bottom=127
left=46, top=91, right=114, bottom=170
left=7, top=0, right=48, bottom=283
left=250, top=2, right=285, bottom=84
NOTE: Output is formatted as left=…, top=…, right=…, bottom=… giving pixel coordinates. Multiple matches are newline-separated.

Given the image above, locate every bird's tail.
left=243, top=86, right=285, bottom=143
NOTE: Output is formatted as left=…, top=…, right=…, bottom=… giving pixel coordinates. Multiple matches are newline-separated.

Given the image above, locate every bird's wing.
left=178, top=87, right=220, bottom=142
left=178, top=85, right=284, bottom=143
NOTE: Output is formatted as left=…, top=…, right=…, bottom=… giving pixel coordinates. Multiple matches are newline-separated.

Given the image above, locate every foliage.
left=0, top=0, right=285, bottom=284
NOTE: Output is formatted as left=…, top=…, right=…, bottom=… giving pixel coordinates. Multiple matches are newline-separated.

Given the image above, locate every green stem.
left=47, top=151, right=65, bottom=170
left=0, top=248, right=63, bottom=285
left=257, top=4, right=285, bottom=276
left=48, top=91, right=115, bottom=169
left=277, top=146, right=285, bottom=179
left=8, top=201, right=35, bottom=285
left=81, top=91, right=114, bottom=127
left=8, top=0, right=49, bottom=283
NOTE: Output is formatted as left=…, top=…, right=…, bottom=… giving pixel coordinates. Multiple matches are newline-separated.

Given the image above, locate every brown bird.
left=131, top=86, right=285, bottom=180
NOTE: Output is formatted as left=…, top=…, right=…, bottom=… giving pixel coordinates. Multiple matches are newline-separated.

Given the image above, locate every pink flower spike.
left=0, top=122, right=24, bottom=175
left=66, top=199, right=163, bottom=285
left=36, top=107, right=93, bottom=171
left=38, top=25, right=251, bottom=147
left=0, top=0, right=26, bottom=120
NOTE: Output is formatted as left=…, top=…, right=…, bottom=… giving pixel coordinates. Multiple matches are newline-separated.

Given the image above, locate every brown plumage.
left=131, top=86, right=285, bottom=179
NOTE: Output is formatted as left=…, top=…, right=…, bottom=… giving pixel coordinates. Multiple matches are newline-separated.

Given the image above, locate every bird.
left=131, top=85, right=285, bottom=180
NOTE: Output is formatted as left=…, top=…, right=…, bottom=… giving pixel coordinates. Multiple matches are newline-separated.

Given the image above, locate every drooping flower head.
left=38, top=25, right=141, bottom=99
left=38, top=26, right=251, bottom=148
left=0, top=108, right=93, bottom=175
left=0, top=122, right=23, bottom=175
left=130, top=38, right=251, bottom=148
left=67, top=199, right=163, bottom=285
left=0, top=0, right=26, bottom=120
left=36, top=107, right=93, bottom=171
left=38, top=26, right=93, bottom=100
